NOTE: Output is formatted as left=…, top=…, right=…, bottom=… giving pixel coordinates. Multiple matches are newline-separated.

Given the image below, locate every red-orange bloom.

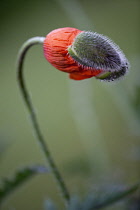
left=43, top=27, right=102, bottom=80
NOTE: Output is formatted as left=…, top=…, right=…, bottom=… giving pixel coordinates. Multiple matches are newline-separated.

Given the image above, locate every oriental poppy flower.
left=43, top=27, right=129, bottom=81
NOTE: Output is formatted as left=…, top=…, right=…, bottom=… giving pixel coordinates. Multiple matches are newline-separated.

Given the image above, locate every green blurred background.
left=0, top=0, right=140, bottom=209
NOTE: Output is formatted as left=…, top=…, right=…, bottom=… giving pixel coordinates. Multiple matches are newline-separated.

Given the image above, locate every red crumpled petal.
left=69, top=69, right=102, bottom=80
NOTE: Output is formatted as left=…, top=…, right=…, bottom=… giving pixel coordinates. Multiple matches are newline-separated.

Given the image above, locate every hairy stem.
left=17, top=37, right=70, bottom=205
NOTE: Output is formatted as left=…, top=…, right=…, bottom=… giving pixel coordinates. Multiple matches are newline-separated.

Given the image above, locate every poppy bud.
left=43, top=27, right=129, bottom=81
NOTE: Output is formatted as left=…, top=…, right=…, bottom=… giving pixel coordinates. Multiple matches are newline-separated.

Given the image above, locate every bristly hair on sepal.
left=96, top=65, right=129, bottom=82
left=68, top=31, right=130, bottom=74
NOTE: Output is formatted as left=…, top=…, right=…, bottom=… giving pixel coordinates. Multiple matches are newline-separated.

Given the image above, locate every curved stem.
left=17, top=37, right=70, bottom=205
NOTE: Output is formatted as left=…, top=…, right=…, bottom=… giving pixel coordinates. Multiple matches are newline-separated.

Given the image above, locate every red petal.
left=69, top=69, right=102, bottom=80
left=44, top=27, right=82, bottom=73
left=69, top=73, right=94, bottom=80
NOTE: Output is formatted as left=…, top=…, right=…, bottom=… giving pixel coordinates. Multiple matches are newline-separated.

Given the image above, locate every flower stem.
left=17, top=37, right=70, bottom=206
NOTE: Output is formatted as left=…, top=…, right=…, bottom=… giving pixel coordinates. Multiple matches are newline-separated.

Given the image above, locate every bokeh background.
left=0, top=0, right=140, bottom=209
